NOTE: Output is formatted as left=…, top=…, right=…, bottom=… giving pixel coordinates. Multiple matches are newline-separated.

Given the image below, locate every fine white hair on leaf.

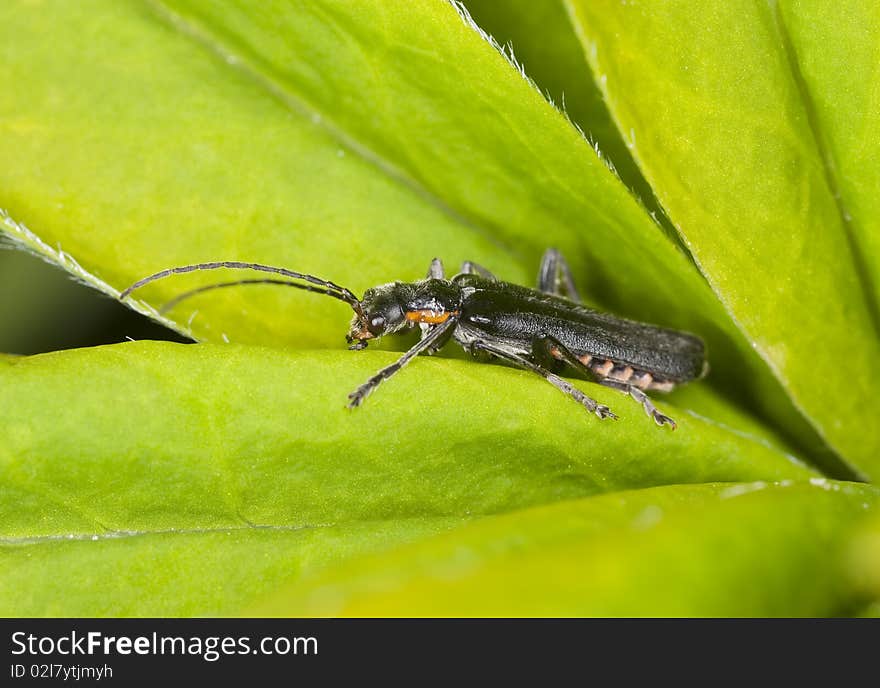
left=0, top=207, right=193, bottom=340
left=448, top=1, right=567, bottom=118
left=446, top=0, right=680, bottom=243
left=444, top=1, right=640, bottom=199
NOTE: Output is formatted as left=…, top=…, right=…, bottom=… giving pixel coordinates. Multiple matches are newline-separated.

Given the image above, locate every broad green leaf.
left=1, top=343, right=813, bottom=615
left=860, top=603, right=880, bottom=618
left=461, top=0, right=660, bottom=219
left=848, top=512, right=880, bottom=610
left=0, top=342, right=811, bottom=542
left=0, top=1, right=842, bottom=473
left=3, top=518, right=464, bottom=617
left=776, top=1, right=880, bottom=307
left=0, top=0, right=526, bottom=349
left=565, top=0, right=880, bottom=479
left=254, top=481, right=879, bottom=617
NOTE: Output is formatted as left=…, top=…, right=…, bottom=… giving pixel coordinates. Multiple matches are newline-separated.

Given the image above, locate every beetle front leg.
left=347, top=316, right=457, bottom=408
left=419, top=319, right=456, bottom=354
left=537, top=248, right=581, bottom=302
left=599, top=378, right=677, bottom=429
left=470, top=340, right=616, bottom=421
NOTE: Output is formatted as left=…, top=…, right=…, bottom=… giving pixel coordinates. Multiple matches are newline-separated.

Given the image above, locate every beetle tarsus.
left=347, top=386, right=371, bottom=408
left=595, top=405, right=617, bottom=420
left=654, top=413, right=676, bottom=429
left=600, top=378, right=676, bottom=429
left=627, top=385, right=676, bottom=429
left=580, top=396, right=617, bottom=421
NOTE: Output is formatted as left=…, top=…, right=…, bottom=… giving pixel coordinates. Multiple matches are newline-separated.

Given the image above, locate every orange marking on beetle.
left=405, top=309, right=458, bottom=324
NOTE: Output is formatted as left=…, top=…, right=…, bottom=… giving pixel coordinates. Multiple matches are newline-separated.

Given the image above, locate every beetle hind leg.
left=532, top=335, right=674, bottom=428
left=531, top=335, right=615, bottom=419
left=470, top=340, right=616, bottom=421
left=599, top=378, right=676, bottom=429
left=633, top=387, right=676, bottom=429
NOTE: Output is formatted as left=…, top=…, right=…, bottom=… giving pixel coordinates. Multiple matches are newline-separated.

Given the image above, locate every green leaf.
left=565, top=0, right=880, bottom=479
left=2, top=0, right=877, bottom=618
left=848, top=511, right=880, bottom=609
left=0, top=252, right=64, bottom=354
left=0, top=343, right=810, bottom=536
left=3, top=518, right=464, bottom=617
left=775, top=1, right=880, bottom=307
left=253, top=481, right=879, bottom=617
left=0, top=0, right=839, bottom=473
left=1, top=343, right=812, bottom=615
left=461, top=0, right=661, bottom=219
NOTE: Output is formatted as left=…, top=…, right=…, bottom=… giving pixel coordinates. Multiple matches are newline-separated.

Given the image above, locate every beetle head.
left=346, top=282, right=414, bottom=349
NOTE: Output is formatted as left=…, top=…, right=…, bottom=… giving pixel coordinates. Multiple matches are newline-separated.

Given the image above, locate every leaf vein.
left=0, top=521, right=338, bottom=547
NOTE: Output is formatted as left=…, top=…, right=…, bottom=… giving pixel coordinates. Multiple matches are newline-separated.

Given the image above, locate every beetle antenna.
left=157, top=278, right=347, bottom=314
left=120, top=261, right=364, bottom=317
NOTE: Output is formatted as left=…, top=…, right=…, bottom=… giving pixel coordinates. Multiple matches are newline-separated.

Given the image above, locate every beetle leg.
left=599, top=378, right=677, bottom=429
left=535, top=334, right=674, bottom=428
left=426, top=258, right=445, bottom=280
left=347, top=316, right=457, bottom=408
left=469, top=340, right=616, bottom=420
left=419, top=319, right=456, bottom=354
left=420, top=258, right=448, bottom=351
left=460, top=260, right=496, bottom=280
left=537, top=248, right=581, bottom=302
left=419, top=322, right=434, bottom=346
left=532, top=334, right=601, bottom=381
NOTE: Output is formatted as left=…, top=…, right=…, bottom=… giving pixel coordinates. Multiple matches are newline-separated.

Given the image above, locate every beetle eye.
left=369, top=316, right=386, bottom=333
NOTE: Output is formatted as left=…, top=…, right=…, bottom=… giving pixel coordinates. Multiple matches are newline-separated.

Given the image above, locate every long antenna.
left=157, top=278, right=339, bottom=314
left=119, top=261, right=363, bottom=316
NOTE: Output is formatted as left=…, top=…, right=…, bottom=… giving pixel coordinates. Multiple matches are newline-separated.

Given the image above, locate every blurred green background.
left=0, top=249, right=188, bottom=354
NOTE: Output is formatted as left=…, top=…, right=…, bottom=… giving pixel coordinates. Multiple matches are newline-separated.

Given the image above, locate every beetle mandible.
left=121, top=249, right=707, bottom=428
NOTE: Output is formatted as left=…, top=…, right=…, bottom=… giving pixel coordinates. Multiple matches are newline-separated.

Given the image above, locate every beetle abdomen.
left=555, top=350, right=678, bottom=392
